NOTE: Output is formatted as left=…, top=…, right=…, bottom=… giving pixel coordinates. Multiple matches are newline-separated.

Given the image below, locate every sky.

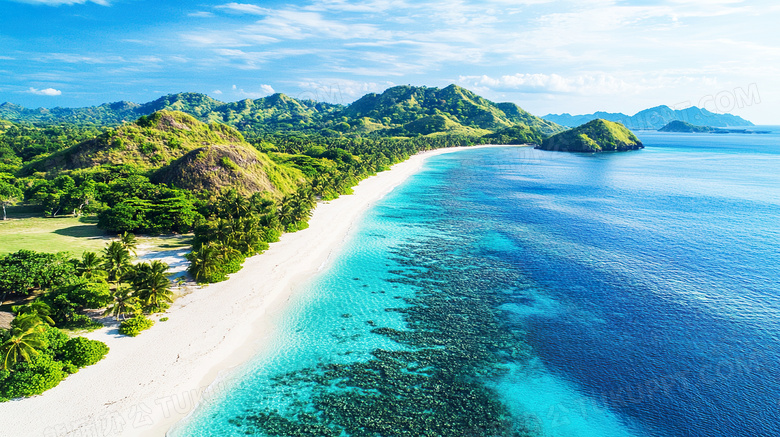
left=1, top=0, right=778, bottom=124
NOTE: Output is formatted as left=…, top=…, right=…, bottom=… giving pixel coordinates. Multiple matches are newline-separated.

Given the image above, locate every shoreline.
left=0, top=144, right=518, bottom=437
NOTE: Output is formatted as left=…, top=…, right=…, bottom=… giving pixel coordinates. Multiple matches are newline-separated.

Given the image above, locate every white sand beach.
left=0, top=145, right=509, bottom=437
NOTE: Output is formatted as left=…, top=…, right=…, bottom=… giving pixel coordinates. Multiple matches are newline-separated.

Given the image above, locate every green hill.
left=216, top=93, right=343, bottom=133
left=20, top=110, right=303, bottom=196
left=538, top=119, right=643, bottom=152
left=343, top=84, right=563, bottom=136
left=151, top=144, right=303, bottom=195
left=22, top=111, right=245, bottom=175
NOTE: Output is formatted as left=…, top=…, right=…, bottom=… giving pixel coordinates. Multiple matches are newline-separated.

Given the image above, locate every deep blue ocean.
left=170, top=128, right=780, bottom=437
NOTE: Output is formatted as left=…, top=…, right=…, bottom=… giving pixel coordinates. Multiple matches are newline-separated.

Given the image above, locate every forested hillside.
left=0, top=85, right=562, bottom=137
left=0, top=84, right=571, bottom=290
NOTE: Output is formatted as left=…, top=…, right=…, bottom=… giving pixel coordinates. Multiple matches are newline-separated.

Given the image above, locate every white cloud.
left=212, top=89, right=223, bottom=95
left=9, top=0, right=110, bottom=5
left=180, top=31, right=277, bottom=47
left=188, top=11, right=214, bottom=18
left=458, top=73, right=643, bottom=96
left=217, top=3, right=266, bottom=15
left=231, top=84, right=275, bottom=98
left=27, top=87, right=62, bottom=96
left=39, top=53, right=125, bottom=64
left=304, top=0, right=410, bottom=13
left=247, top=10, right=389, bottom=40
left=295, top=79, right=395, bottom=103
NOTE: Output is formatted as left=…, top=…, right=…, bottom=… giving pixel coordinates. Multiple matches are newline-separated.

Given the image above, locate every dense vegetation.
left=0, top=85, right=563, bottom=137
left=0, top=121, right=102, bottom=172
left=0, top=86, right=559, bottom=240
left=658, top=120, right=726, bottom=133
left=538, top=119, right=643, bottom=152
left=0, top=233, right=175, bottom=401
left=0, top=87, right=644, bottom=293
left=0, top=321, right=109, bottom=401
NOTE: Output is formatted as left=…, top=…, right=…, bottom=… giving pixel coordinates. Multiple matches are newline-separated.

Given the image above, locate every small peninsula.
left=659, top=120, right=770, bottom=134
left=536, top=119, right=643, bottom=152
left=659, top=120, right=724, bottom=133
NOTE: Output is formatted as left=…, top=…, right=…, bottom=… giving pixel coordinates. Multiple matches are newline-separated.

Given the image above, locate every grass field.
left=0, top=216, right=110, bottom=256
left=0, top=215, right=192, bottom=257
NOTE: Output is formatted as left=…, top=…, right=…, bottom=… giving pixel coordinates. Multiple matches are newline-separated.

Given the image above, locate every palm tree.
left=277, top=196, right=295, bottom=227
left=186, top=243, right=221, bottom=282
left=78, top=251, right=105, bottom=279
left=311, top=176, right=327, bottom=197
left=214, top=219, right=237, bottom=246
left=289, top=193, right=312, bottom=224
left=249, top=193, right=275, bottom=216
left=133, top=262, right=173, bottom=313
left=103, top=241, right=132, bottom=283
left=1, top=317, right=46, bottom=370
left=235, top=216, right=263, bottom=254
left=218, top=188, right=249, bottom=219
left=215, top=241, right=241, bottom=263
left=296, top=187, right=316, bottom=210
left=119, top=232, right=138, bottom=256
left=103, top=285, right=138, bottom=321
left=11, top=301, right=55, bottom=326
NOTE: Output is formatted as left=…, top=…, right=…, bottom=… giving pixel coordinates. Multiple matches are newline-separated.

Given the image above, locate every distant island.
left=544, top=105, right=753, bottom=130
left=536, top=119, right=643, bottom=153
left=659, top=120, right=770, bottom=134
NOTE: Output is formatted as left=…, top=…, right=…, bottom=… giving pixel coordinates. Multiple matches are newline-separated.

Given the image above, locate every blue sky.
left=1, top=0, right=777, bottom=123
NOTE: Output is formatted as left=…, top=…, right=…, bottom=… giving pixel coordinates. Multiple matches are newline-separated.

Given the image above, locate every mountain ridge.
left=0, top=85, right=563, bottom=138
left=543, top=105, right=753, bottom=129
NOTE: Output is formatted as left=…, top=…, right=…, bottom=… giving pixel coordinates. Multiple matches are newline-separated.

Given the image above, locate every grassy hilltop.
left=538, top=119, right=643, bottom=152
left=19, top=110, right=303, bottom=196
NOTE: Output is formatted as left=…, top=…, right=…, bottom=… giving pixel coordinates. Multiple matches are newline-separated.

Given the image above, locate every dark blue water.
left=470, top=130, right=780, bottom=437
left=172, top=129, right=780, bottom=437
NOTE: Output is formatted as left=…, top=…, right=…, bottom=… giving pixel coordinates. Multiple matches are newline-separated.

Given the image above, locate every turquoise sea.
left=170, top=128, right=780, bottom=437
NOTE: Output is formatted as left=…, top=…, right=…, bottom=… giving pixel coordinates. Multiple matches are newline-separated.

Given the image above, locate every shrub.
left=61, top=362, right=78, bottom=375
left=60, top=314, right=103, bottom=332
left=0, top=250, right=77, bottom=298
left=119, top=315, right=154, bottom=337
left=159, top=317, right=169, bottom=322
left=139, top=142, right=157, bottom=155
left=59, top=337, right=109, bottom=368
left=0, top=353, right=66, bottom=400
left=97, top=201, right=146, bottom=232
left=46, top=294, right=78, bottom=326
left=52, top=279, right=112, bottom=309
left=262, top=228, right=282, bottom=243
left=286, top=221, right=309, bottom=233
left=41, top=325, right=70, bottom=355
left=219, top=156, right=240, bottom=171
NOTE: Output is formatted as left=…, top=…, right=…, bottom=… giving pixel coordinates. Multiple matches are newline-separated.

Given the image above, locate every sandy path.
left=0, top=145, right=511, bottom=437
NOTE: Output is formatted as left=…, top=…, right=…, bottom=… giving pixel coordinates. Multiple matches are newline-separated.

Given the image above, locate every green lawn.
left=0, top=216, right=110, bottom=256
left=0, top=215, right=192, bottom=256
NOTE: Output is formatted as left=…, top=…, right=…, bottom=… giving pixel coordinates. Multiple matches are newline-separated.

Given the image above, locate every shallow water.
left=171, top=128, right=780, bottom=437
